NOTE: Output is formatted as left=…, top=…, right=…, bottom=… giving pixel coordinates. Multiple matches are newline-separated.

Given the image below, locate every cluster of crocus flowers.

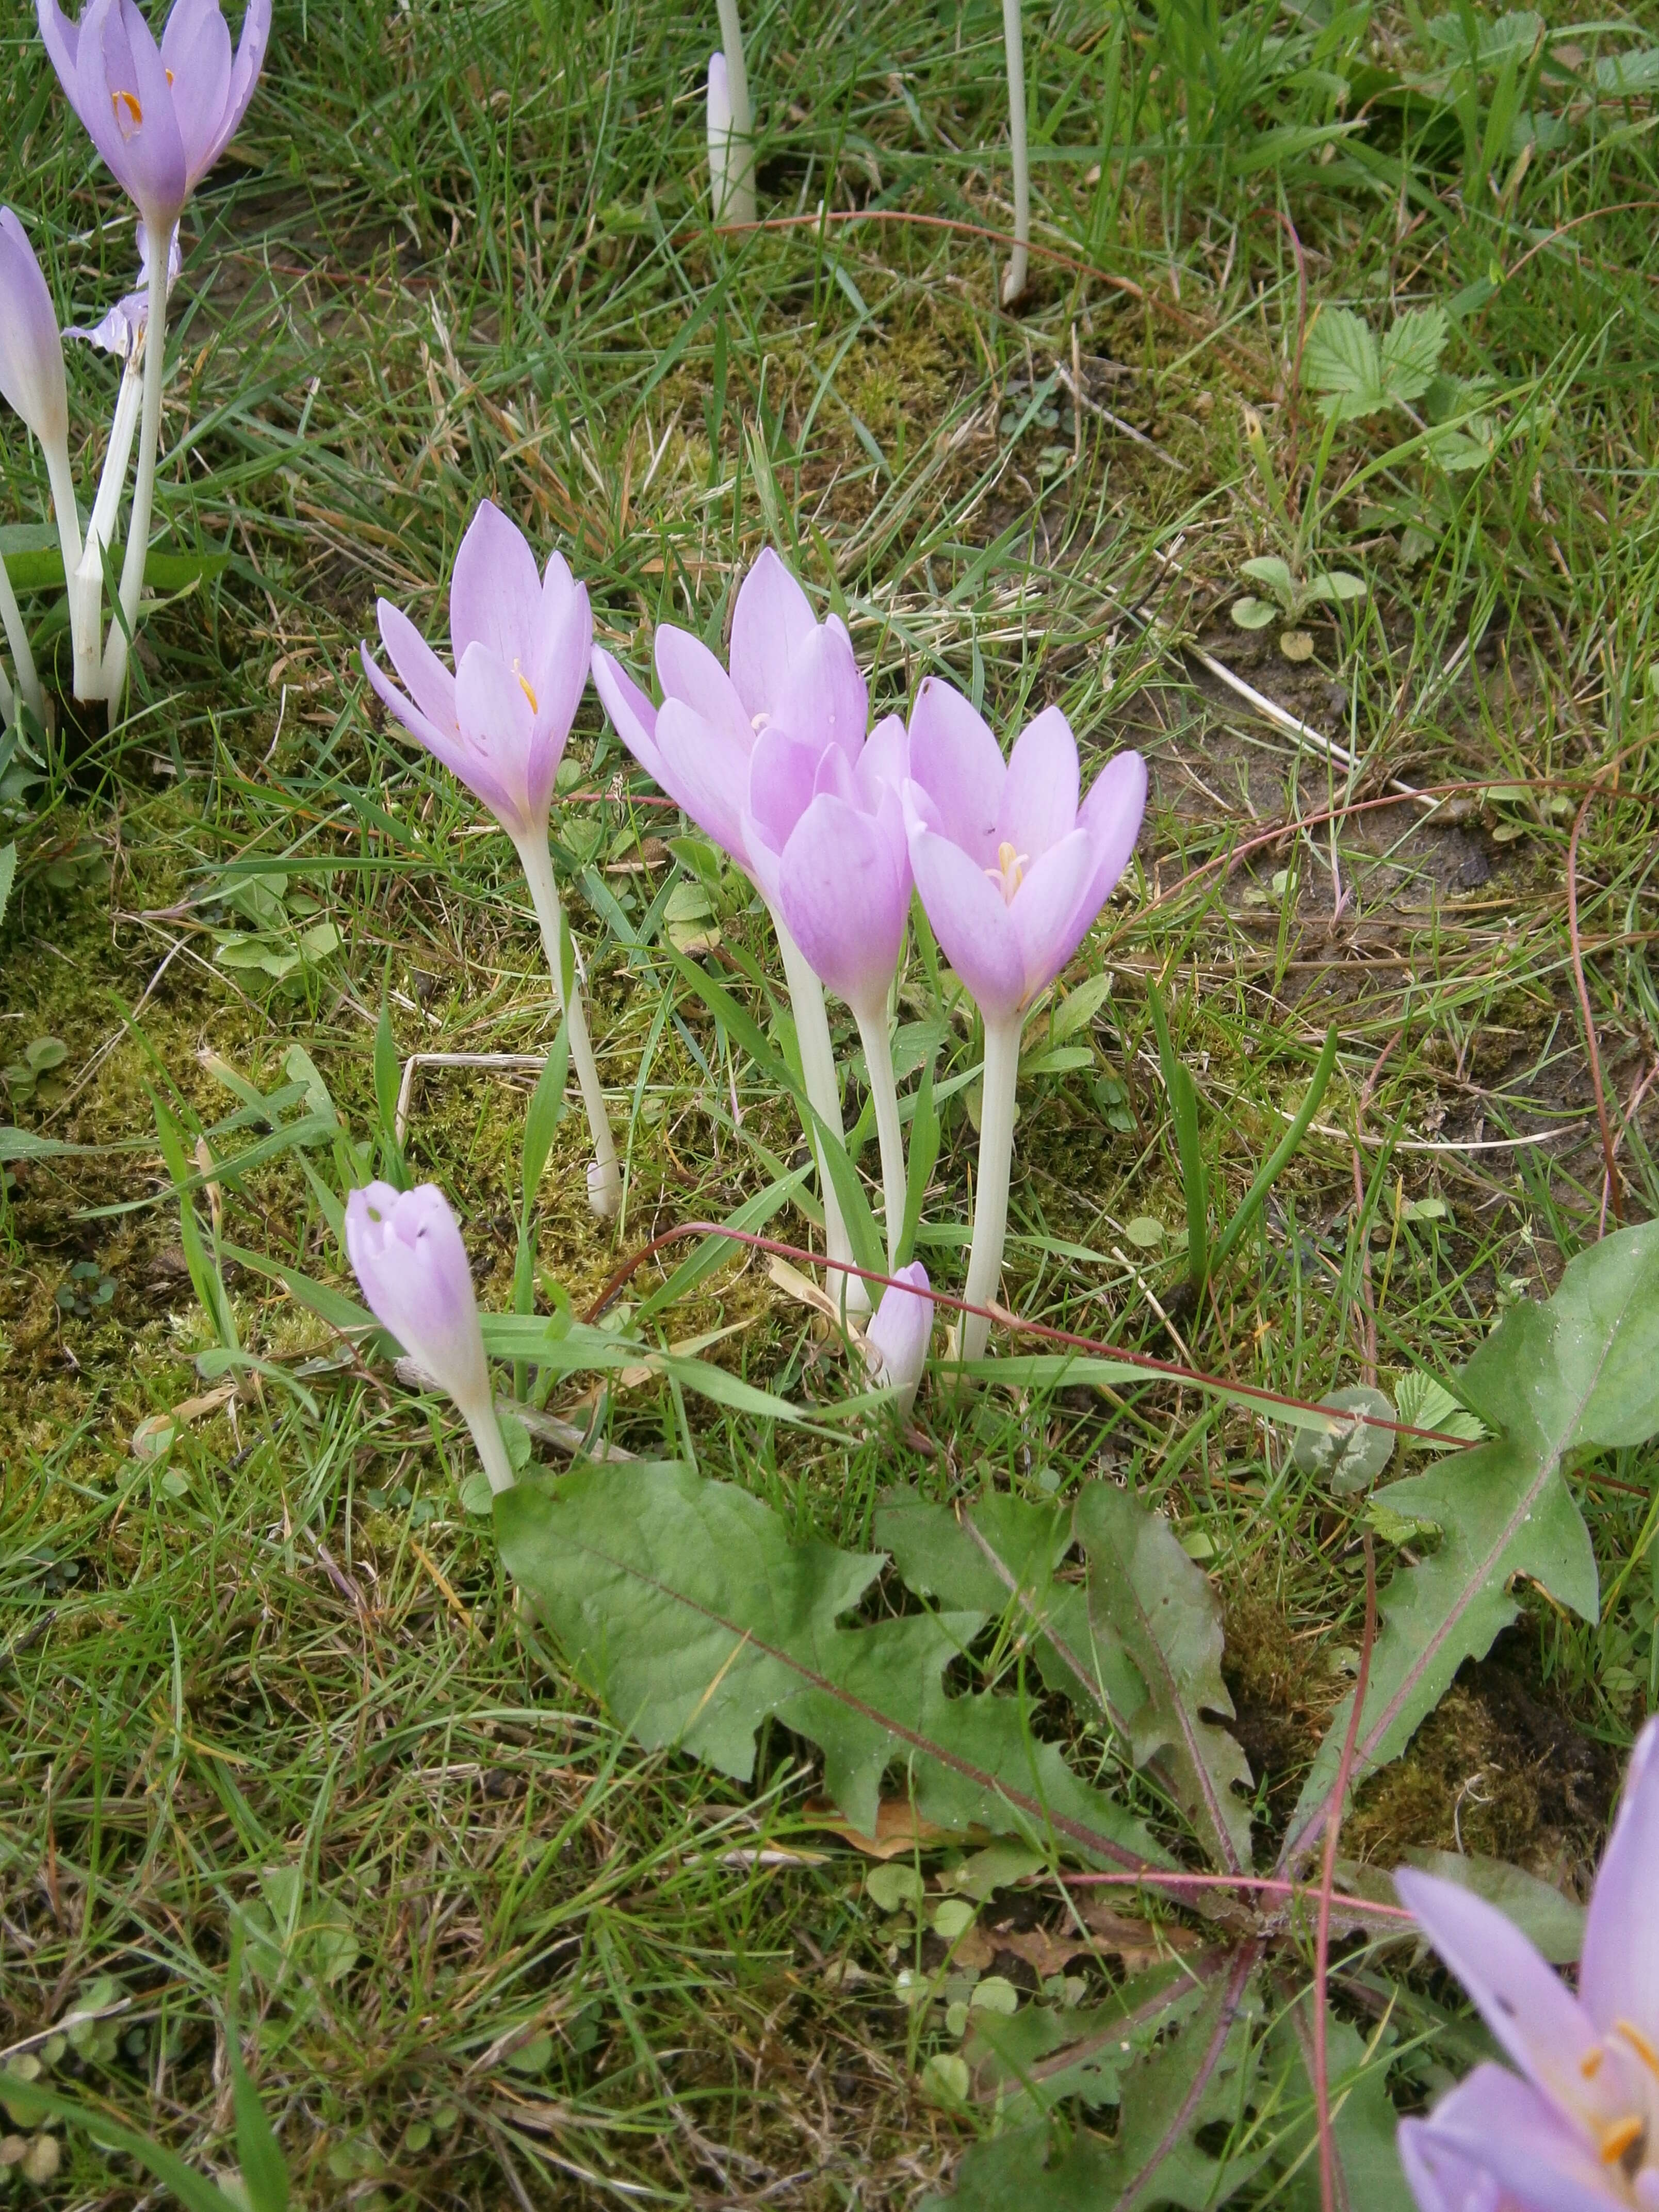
left=595, top=545, right=1147, bottom=1375
left=0, top=0, right=267, bottom=725
left=359, top=512, right=1144, bottom=1442
left=1397, top=1715, right=1659, bottom=2212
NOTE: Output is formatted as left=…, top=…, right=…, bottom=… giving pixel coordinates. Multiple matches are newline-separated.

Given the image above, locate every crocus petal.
left=905, top=799, right=1025, bottom=1022
left=377, top=599, right=457, bottom=736
left=0, top=209, right=69, bottom=449
left=1581, top=1713, right=1659, bottom=2037
left=1395, top=1870, right=1603, bottom=2118
left=728, top=545, right=816, bottom=723
left=655, top=623, right=752, bottom=747
left=1397, top=2120, right=1509, bottom=2212
left=998, top=705, right=1080, bottom=861
left=906, top=676, right=1004, bottom=865
left=655, top=697, right=752, bottom=863
left=449, top=498, right=544, bottom=672
left=201, top=0, right=269, bottom=171
left=1072, top=749, right=1148, bottom=929
left=158, top=0, right=231, bottom=185
left=37, top=0, right=107, bottom=154
left=1009, top=826, right=1095, bottom=1003
left=521, top=563, right=591, bottom=789
left=865, top=1260, right=932, bottom=1410
left=1409, top=2064, right=1621, bottom=2212
left=92, top=0, right=190, bottom=228
left=592, top=647, right=664, bottom=782
left=777, top=791, right=908, bottom=1010
left=345, top=1182, right=492, bottom=1421
left=855, top=711, right=908, bottom=806
left=769, top=615, right=868, bottom=759
left=454, top=641, right=541, bottom=837
left=361, top=642, right=454, bottom=763
left=747, top=721, right=822, bottom=853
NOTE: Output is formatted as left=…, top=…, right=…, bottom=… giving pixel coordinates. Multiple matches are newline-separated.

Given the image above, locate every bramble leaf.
left=1302, top=308, right=1387, bottom=420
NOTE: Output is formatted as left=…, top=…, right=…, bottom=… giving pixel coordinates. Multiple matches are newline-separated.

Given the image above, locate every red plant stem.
left=1313, top=1533, right=1378, bottom=2212
left=1567, top=784, right=1623, bottom=1230
left=581, top=1225, right=1469, bottom=1445
left=1052, top=1867, right=1411, bottom=1923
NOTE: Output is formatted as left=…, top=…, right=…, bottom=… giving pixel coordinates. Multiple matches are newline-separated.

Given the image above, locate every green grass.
left=4, top=0, right=1659, bottom=2199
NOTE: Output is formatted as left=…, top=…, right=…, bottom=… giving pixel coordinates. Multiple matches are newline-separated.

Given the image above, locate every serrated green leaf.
left=1593, top=44, right=1659, bottom=91
left=0, top=841, right=15, bottom=929
left=1399, top=1848, right=1585, bottom=1963
left=497, top=1462, right=1162, bottom=1867
left=1380, top=305, right=1450, bottom=401
left=1302, top=307, right=1388, bottom=421
left=1282, top=1219, right=1659, bottom=1862
left=1075, top=1485, right=1256, bottom=1873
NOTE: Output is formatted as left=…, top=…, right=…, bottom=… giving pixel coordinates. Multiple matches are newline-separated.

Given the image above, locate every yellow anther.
left=1601, top=2116, right=1644, bottom=2167
left=984, top=841, right=1028, bottom=903
left=165, top=66, right=174, bottom=83
left=111, top=88, right=143, bottom=131
left=1617, top=2021, right=1659, bottom=2081
left=512, top=659, right=539, bottom=714
left=1583, top=2047, right=1606, bottom=2079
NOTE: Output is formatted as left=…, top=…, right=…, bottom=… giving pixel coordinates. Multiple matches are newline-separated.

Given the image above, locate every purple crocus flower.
left=0, top=209, right=69, bottom=452
left=903, top=677, right=1146, bottom=1028
left=592, top=548, right=881, bottom=1305
left=38, top=0, right=271, bottom=237
left=742, top=701, right=914, bottom=1260
left=864, top=1260, right=933, bottom=1415
left=901, top=677, right=1145, bottom=1360
left=363, top=499, right=621, bottom=1217
left=363, top=498, right=592, bottom=847
left=345, top=1182, right=514, bottom=1494
left=1397, top=1715, right=1659, bottom=2212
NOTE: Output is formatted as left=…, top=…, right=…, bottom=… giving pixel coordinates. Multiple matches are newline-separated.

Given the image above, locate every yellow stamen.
left=111, top=88, right=143, bottom=131
left=1582, top=2047, right=1606, bottom=2079
left=1617, top=2021, right=1659, bottom=2081
left=165, top=67, right=174, bottom=83
left=1601, top=2117, right=1644, bottom=2166
left=984, top=840, right=1028, bottom=903
left=512, top=659, right=539, bottom=714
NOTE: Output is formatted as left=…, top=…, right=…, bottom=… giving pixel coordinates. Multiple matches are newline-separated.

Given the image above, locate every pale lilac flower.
left=363, top=499, right=592, bottom=846
left=65, top=218, right=178, bottom=357
left=743, top=708, right=911, bottom=1018
left=592, top=547, right=881, bottom=1299
left=1397, top=1715, right=1659, bottom=2212
left=902, top=677, right=1145, bottom=1360
left=0, top=208, right=69, bottom=451
left=864, top=1261, right=932, bottom=1414
left=345, top=1182, right=514, bottom=1493
left=38, top=0, right=271, bottom=237
left=363, top=498, right=620, bottom=1217
left=903, top=677, right=1146, bottom=1026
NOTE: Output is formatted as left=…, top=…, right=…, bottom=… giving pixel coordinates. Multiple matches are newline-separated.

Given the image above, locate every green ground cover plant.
left=4, top=0, right=1659, bottom=2203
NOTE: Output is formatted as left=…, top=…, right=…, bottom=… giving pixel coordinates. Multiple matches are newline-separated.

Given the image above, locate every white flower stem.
left=72, top=361, right=143, bottom=701
left=460, top=1393, right=517, bottom=1494
left=516, top=832, right=622, bottom=1219
left=714, top=0, right=757, bottom=225
left=102, top=244, right=170, bottom=706
left=44, top=437, right=85, bottom=689
left=773, top=914, right=868, bottom=1318
left=1000, top=0, right=1030, bottom=305
left=960, top=1014, right=1023, bottom=1362
left=853, top=995, right=907, bottom=1272
left=0, top=557, right=45, bottom=729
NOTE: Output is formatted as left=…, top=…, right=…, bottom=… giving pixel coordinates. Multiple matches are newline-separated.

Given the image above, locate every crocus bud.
left=0, top=208, right=69, bottom=452
left=864, top=1262, right=933, bottom=1413
left=707, top=52, right=734, bottom=221
left=344, top=1181, right=515, bottom=1493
